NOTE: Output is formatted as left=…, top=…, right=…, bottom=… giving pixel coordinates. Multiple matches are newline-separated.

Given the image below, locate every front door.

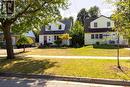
left=44, top=36, right=47, bottom=44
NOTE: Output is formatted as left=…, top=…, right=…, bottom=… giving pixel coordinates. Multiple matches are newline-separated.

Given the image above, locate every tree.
left=0, top=0, right=68, bottom=59
left=54, top=39, right=62, bottom=47
left=77, top=8, right=89, bottom=25
left=59, top=33, right=72, bottom=45
left=77, top=6, right=100, bottom=26
left=69, top=21, right=84, bottom=47
left=16, top=36, right=34, bottom=52
left=88, top=6, right=101, bottom=18
left=106, top=0, right=130, bottom=69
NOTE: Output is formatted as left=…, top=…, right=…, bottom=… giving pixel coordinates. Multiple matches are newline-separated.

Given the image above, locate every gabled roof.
left=84, top=15, right=113, bottom=33
left=24, top=31, right=36, bottom=38
left=40, top=19, right=72, bottom=35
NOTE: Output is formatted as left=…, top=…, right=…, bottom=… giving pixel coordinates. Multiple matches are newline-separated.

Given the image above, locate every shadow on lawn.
left=0, top=57, right=57, bottom=74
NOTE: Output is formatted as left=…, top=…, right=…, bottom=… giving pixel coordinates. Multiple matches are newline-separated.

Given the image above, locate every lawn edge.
left=0, top=72, right=130, bottom=86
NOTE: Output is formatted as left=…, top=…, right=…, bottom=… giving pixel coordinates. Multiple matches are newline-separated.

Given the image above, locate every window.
left=48, top=26, right=51, bottom=30
left=107, top=22, right=111, bottom=27
left=54, top=36, right=59, bottom=40
left=91, top=34, right=94, bottom=39
left=94, top=22, right=97, bottom=27
left=99, top=34, right=103, bottom=39
left=59, top=25, right=62, bottom=30
left=95, top=34, right=98, bottom=39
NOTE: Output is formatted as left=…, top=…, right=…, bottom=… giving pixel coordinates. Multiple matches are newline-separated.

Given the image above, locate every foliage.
left=88, top=6, right=100, bottom=18
left=77, top=8, right=89, bottom=25
left=54, top=39, right=62, bottom=47
left=77, top=6, right=100, bottom=26
left=16, top=36, right=34, bottom=46
left=59, top=33, right=72, bottom=40
left=109, top=0, right=130, bottom=39
left=0, top=0, right=68, bottom=59
left=69, top=21, right=84, bottom=47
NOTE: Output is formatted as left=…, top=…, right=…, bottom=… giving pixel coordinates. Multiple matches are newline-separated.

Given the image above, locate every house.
left=39, top=19, right=72, bottom=46
left=0, top=32, right=18, bottom=47
left=0, top=31, right=36, bottom=48
left=84, top=15, right=128, bottom=45
left=24, top=31, right=36, bottom=42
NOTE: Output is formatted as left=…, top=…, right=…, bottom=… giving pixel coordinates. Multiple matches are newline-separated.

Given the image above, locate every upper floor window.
left=59, top=25, right=62, bottom=30
left=48, top=26, right=51, bottom=30
left=107, top=22, right=111, bottom=27
left=94, top=22, right=97, bottom=28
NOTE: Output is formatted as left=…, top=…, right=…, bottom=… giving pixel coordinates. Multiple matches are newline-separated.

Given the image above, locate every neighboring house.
left=84, top=15, right=128, bottom=45
left=0, top=31, right=35, bottom=47
left=39, top=19, right=72, bottom=46
left=24, top=31, right=36, bottom=42
left=0, top=32, right=18, bottom=46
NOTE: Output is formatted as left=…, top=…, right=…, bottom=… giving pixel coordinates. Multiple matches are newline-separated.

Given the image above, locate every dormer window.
left=107, top=22, right=111, bottom=27
left=48, top=25, right=51, bottom=30
left=94, top=22, right=97, bottom=28
left=59, top=25, right=62, bottom=30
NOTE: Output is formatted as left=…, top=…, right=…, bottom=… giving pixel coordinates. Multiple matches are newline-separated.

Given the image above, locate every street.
left=0, top=77, right=124, bottom=87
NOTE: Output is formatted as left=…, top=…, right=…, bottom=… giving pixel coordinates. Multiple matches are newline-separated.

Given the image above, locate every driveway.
left=0, top=77, right=123, bottom=87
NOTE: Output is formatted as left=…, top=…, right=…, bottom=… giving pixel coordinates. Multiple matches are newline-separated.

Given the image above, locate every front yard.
left=0, top=57, right=130, bottom=80
left=25, top=45, right=130, bottom=57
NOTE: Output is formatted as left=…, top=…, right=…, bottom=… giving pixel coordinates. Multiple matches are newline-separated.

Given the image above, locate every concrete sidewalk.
left=0, top=55, right=130, bottom=60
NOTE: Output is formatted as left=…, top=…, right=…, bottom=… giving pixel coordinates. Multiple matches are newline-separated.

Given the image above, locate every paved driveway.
left=0, top=77, right=124, bottom=87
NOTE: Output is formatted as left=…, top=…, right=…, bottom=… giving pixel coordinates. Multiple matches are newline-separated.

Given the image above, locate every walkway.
left=0, top=77, right=124, bottom=87
left=0, top=55, right=130, bottom=60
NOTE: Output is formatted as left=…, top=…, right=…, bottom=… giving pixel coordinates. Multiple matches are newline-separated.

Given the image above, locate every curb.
left=0, top=73, right=130, bottom=86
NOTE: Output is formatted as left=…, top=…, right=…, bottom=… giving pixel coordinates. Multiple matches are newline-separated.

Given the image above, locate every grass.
left=25, top=45, right=130, bottom=57
left=0, top=57, right=130, bottom=80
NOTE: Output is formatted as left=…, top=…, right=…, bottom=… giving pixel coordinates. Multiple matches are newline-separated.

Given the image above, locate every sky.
left=61, top=0, right=115, bottom=19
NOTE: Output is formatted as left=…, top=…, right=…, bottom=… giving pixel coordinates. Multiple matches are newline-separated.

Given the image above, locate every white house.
left=0, top=32, right=18, bottom=46
left=84, top=15, right=128, bottom=45
left=0, top=31, right=36, bottom=47
left=39, top=19, right=72, bottom=46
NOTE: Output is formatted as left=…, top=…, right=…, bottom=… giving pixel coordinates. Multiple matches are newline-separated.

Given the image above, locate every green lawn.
left=25, top=45, right=130, bottom=57
left=0, top=57, right=130, bottom=80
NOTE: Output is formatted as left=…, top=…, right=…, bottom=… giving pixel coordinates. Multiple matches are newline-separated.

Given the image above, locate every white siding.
left=45, top=22, right=65, bottom=31
left=39, top=35, right=70, bottom=46
left=90, top=16, right=114, bottom=28
left=85, top=32, right=128, bottom=45
left=39, top=35, right=44, bottom=45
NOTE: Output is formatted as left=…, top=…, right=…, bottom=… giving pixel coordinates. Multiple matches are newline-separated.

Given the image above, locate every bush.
left=54, top=40, right=62, bottom=47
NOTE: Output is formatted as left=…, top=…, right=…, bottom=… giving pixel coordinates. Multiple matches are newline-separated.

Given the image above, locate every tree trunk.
left=23, top=44, right=25, bottom=52
left=2, top=24, right=14, bottom=59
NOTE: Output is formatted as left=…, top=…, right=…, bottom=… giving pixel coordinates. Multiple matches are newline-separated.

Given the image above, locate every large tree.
left=77, top=6, right=100, bottom=26
left=0, top=0, right=68, bottom=59
left=77, top=8, right=89, bottom=25
left=88, top=6, right=101, bottom=18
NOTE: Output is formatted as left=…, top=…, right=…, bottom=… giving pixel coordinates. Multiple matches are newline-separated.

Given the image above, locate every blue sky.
left=61, top=0, right=115, bottom=19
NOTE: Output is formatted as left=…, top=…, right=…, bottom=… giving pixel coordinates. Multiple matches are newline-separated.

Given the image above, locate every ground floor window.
left=54, top=36, right=59, bottom=40
left=91, top=34, right=103, bottom=39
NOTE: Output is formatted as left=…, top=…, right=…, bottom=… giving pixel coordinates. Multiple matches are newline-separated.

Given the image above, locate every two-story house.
left=84, top=15, right=128, bottom=45
left=39, top=19, right=72, bottom=46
